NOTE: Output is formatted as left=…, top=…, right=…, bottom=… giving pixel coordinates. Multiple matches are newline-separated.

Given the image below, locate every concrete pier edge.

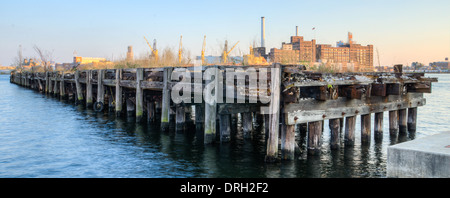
left=387, top=131, right=450, bottom=178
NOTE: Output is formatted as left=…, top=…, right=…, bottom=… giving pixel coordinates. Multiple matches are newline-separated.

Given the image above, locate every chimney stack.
left=127, top=45, right=134, bottom=62
left=296, top=26, right=299, bottom=36
left=261, top=17, right=265, bottom=48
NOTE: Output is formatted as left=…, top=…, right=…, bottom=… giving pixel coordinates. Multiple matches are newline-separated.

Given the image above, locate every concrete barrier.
left=387, top=132, right=450, bottom=178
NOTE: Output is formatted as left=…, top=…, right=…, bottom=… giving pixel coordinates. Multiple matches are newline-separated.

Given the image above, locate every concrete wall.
left=387, top=132, right=450, bottom=178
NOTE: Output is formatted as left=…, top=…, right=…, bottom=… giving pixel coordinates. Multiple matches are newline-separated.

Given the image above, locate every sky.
left=1, top=0, right=449, bottom=66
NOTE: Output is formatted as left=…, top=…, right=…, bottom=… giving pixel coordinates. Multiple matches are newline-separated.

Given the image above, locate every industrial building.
left=265, top=21, right=374, bottom=71
left=316, top=32, right=374, bottom=71
left=269, top=35, right=316, bottom=64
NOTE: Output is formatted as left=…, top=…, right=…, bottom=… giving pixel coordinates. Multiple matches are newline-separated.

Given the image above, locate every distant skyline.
left=1, top=0, right=449, bottom=66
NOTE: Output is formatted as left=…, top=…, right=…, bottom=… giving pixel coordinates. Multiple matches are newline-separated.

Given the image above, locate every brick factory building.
left=269, top=36, right=316, bottom=64
left=269, top=32, right=374, bottom=71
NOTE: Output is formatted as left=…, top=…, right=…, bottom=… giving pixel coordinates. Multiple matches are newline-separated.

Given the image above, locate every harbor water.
left=0, top=74, right=448, bottom=178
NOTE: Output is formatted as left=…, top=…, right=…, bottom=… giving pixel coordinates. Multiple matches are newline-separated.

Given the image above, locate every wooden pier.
left=10, top=64, right=437, bottom=162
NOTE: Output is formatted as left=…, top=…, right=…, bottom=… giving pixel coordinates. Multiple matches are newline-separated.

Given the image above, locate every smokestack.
left=127, top=45, right=134, bottom=61
left=296, top=26, right=299, bottom=36
left=348, top=32, right=353, bottom=45
left=261, top=17, right=265, bottom=48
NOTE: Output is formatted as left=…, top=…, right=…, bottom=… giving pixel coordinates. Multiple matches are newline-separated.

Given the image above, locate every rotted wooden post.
left=115, top=69, right=123, bottom=116
left=374, top=112, right=384, bottom=141
left=53, top=77, right=58, bottom=96
left=264, top=114, right=270, bottom=140
left=136, top=68, right=144, bottom=122
left=126, top=97, right=135, bottom=117
left=242, top=112, right=253, bottom=139
left=95, top=69, right=105, bottom=112
left=389, top=110, right=399, bottom=136
left=308, top=121, right=323, bottom=155
left=329, top=118, right=341, bottom=150
left=147, top=101, right=155, bottom=122
left=265, top=64, right=282, bottom=162
left=175, top=104, right=186, bottom=132
left=398, top=109, right=407, bottom=134
left=86, top=70, right=93, bottom=108
left=37, top=79, right=43, bottom=92
left=44, top=72, right=48, bottom=93
left=345, top=116, right=356, bottom=146
left=161, top=67, right=173, bottom=131
left=60, top=71, right=66, bottom=99
left=219, top=114, right=231, bottom=142
left=75, top=70, right=84, bottom=103
left=407, top=107, right=417, bottom=133
left=48, top=73, right=53, bottom=94
left=281, top=80, right=300, bottom=160
left=204, top=67, right=219, bottom=144
left=281, top=124, right=296, bottom=160
left=361, top=114, right=371, bottom=145
left=195, top=104, right=204, bottom=132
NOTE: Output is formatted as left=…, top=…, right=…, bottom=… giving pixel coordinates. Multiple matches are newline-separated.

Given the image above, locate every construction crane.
left=144, top=36, right=159, bottom=62
left=201, top=35, right=206, bottom=66
left=222, top=40, right=239, bottom=64
left=178, top=35, right=183, bottom=64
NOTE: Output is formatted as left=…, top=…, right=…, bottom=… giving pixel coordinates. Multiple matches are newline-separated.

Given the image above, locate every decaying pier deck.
left=10, top=64, right=437, bottom=162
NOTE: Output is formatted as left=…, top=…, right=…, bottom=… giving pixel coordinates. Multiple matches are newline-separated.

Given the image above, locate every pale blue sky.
left=1, top=0, right=449, bottom=66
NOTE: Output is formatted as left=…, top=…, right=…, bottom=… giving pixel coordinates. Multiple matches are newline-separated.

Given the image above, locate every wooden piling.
left=147, top=101, right=155, bottom=122
left=175, top=104, right=186, bottom=132
left=95, top=69, right=105, bottom=111
left=374, top=112, right=384, bottom=141
left=115, top=69, right=123, bottom=116
left=136, top=68, right=144, bottom=122
left=161, top=68, right=172, bottom=131
left=345, top=116, right=356, bottom=146
left=281, top=124, right=296, bottom=160
left=107, top=90, right=114, bottom=112
left=204, top=67, right=219, bottom=144
left=75, top=70, right=84, bottom=103
left=219, top=114, right=231, bottom=142
left=126, top=98, right=135, bottom=117
left=37, top=79, right=43, bottom=92
left=242, top=112, right=253, bottom=139
left=398, top=109, right=407, bottom=134
left=53, top=79, right=58, bottom=96
left=204, top=94, right=217, bottom=143
left=361, top=114, right=371, bottom=144
left=264, top=114, right=270, bottom=141
left=308, top=121, right=323, bottom=155
left=265, top=64, right=282, bottom=162
left=329, top=118, right=340, bottom=150
left=86, top=70, right=93, bottom=108
left=195, top=104, right=204, bottom=132
left=48, top=74, right=53, bottom=94
left=389, top=110, right=399, bottom=136
left=407, top=107, right=417, bottom=133
left=60, top=72, right=65, bottom=99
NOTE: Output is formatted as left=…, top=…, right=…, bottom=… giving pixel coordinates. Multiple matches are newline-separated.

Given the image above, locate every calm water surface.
left=0, top=74, right=448, bottom=178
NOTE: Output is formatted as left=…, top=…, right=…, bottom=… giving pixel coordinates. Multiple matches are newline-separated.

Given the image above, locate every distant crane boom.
left=228, top=41, right=239, bottom=55
left=144, top=36, right=154, bottom=51
left=144, top=36, right=159, bottom=62
left=222, top=40, right=239, bottom=64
